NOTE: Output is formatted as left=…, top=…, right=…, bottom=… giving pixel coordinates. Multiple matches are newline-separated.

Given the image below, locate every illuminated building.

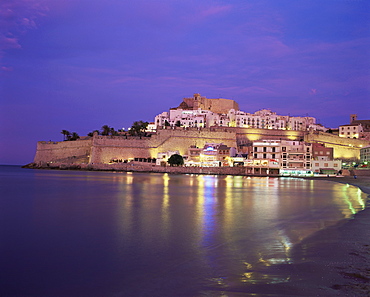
left=360, top=146, right=370, bottom=165
left=339, top=124, right=363, bottom=139
left=311, top=156, right=342, bottom=175
left=154, top=94, right=323, bottom=131
left=247, top=140, right=312, bottom=175
left=186, top=143, right=232, bottom=167
left=156, top=150, right=180, bottom=166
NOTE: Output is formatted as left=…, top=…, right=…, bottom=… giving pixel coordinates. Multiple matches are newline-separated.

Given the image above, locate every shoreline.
left=281, top=176, right=370, bottom=296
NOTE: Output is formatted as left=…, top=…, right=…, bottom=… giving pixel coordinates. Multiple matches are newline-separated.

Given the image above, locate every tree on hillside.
left=101, top=125, right=111, bottom=136
left=88, top=130, right=100, bottom=137
left=129, top=121, right=149, bottom=136
left=61, top=130, right=71, bottom=141
left=70, top=132, right=80, bottom=141
left=167, top=154, right=184, bottom=167
left=110, top=127, right=119, bottom=136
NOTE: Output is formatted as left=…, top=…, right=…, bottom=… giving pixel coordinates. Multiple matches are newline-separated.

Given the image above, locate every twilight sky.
left=1, top=0, right=369, bottom=165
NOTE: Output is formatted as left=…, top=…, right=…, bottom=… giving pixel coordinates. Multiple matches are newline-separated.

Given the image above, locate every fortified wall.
left=32, top=127, right=366, bottom=165
left=235, top=127, right=305, bottom=144
left=33, top=128, right=237, bottom=165
left=90, top=128, right=237, bottom=163
left=305, top=131, right=367, bottom=160
left=34, top=139, right=93, bottom=164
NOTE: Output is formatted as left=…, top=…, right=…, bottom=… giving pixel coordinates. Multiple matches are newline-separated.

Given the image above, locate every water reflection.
left=44, top=171, right=368, bottom=291
left=5, top=168, right=369, bottom=296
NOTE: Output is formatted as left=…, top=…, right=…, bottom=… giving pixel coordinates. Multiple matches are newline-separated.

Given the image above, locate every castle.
left=31, top=94, right=368, bottom=174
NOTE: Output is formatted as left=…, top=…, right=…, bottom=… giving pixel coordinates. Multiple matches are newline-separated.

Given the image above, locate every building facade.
left=339, top=124, right=363, bottom=139
left=360, top=146, right=370, bottom=165
left=154, top=94, right=323, bottom=132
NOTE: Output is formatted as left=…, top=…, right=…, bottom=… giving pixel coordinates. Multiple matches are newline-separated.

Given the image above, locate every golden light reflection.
left=126, top=172, right=133, bottom=184
left=161, top=173, right=170, bottom=238
left=340, top=184, right=361, bottom=217
left=357, top=188, right=365, bottom=210
left=110, top=173, right=369, bottom=289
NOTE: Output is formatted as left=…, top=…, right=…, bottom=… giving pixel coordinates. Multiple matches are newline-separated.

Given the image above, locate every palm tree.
left=88, top=130, right=100, bottom=137
left=110, top=127, right=119, bottom=136
left=101, top=125, right=111, bottom=136
left=61, top=130, right=71, bottom=141
left=129, top=121, right=149, bottom=136
left=70, top=132, right=80, bottom=141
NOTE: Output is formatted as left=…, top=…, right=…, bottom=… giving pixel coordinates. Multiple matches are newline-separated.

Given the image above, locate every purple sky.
left=1, top=0, right=369, bottom=165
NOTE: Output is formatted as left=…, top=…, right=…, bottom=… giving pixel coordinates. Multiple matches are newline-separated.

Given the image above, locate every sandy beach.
left=281, top=176, right=370, bottom=296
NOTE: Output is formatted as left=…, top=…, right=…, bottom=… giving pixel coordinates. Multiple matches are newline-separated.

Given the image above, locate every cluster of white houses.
left=152, top=93, right=327, bottom=132
left=156, top=140, right=342, bottom=176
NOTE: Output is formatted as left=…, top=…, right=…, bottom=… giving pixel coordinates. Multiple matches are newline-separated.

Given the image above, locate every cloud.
left=310, top=89, right=317, bottom=95
left=181, top=3, right=232, bottom=24
left=1, top=66, right=13, bottom=72
left=0, top=0, right=50, bottom=63
left=199, top=5, right=232, bottom=18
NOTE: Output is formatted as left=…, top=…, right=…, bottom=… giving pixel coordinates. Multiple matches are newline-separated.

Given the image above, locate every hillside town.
left=150, top=94, right=369, bottom=175
left=29, top=94, right=370, bottom=177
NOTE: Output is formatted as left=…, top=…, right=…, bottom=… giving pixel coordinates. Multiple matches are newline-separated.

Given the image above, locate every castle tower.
left=350, top=114, right=357, bottom=123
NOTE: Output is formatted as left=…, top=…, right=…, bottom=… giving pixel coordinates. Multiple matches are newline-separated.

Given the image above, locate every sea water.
left=0, top=165, right=367, bottom=296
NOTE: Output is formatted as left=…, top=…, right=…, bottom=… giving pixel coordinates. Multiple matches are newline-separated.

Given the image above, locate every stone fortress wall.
left=33, top=127, right=365, bottom=165
left=305, top=131, right=367, bottom=160
left=90, top=127, right=237, bottom=163
left=34, top=139, right=93, bottom=164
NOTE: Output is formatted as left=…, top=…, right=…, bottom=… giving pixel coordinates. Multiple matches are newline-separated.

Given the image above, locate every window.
left=263, top=154, right=267, bottom=158
left=254, top=153, right=257, bottom=158
left=263, top=147, right=267, bottom=152
left=324, top=163, right=328, bottom=167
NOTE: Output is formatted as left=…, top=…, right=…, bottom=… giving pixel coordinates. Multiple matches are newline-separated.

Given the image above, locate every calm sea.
left=0, top=165, right=367, bottom=297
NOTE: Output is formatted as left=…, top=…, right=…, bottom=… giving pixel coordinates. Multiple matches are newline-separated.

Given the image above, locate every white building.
left=311, top=156, right=342, bottom=175
left=242, top=139, right=313, bottom=176
left=154, top=102, right=321, bottom=132
left=339, top=124, right=363, bottom=139
left=156, top=150, right=180, bottom=166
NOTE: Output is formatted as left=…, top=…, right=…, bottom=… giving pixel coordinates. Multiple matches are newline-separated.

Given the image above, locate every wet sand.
left=280, top=176, right=370, bottom=296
